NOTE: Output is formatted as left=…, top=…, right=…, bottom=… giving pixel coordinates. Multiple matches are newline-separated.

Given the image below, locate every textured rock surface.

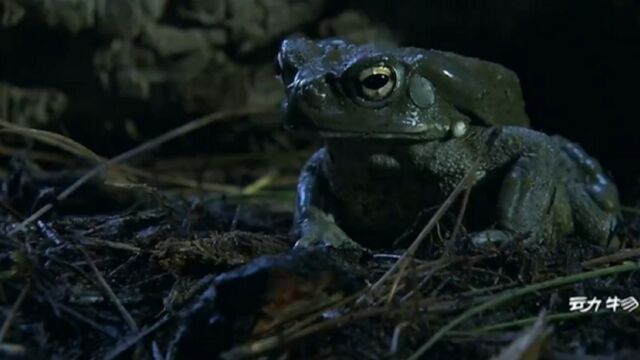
left=0, top=0, right=395, bottom=150
left=0, top=82, right=68, bottom=127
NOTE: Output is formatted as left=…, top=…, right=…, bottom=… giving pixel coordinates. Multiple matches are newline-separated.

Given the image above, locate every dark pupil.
left=362, top=74, right=389, bottom=89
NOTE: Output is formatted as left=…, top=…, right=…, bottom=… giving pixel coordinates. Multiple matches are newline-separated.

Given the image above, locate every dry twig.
left=0, top=282, right=31, bottom=342
left=8, top=107, right=271, bottom=235
left=77, top=243, right=139, bottom=333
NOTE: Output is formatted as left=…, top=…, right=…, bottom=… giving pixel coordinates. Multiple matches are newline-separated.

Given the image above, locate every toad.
left=276, top=37, right=620, bottom=250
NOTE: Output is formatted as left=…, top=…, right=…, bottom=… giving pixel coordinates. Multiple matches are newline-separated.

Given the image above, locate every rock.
left=170, top=249, right=362, bottom=358
left=0, top=83, right=67, bottom=127
left=96, top=0, right=147, bottom=39
left=0, top=0, right=26, bottom=27
left=227, top=0, right=326, bottom=53
left=140, top=23, right=227, bottom=57
left=318, top=10, right=396, bottom=45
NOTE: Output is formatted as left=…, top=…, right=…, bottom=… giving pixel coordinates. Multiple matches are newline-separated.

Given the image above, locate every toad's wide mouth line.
left=318, top=130, right=438, bottom=140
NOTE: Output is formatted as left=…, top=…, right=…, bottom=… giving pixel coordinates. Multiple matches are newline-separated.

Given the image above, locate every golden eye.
left=358, top=66, right=395, bottom=100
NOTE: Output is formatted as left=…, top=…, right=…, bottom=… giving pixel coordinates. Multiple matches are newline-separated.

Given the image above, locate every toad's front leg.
left=292, top=148, right=364, bottom=252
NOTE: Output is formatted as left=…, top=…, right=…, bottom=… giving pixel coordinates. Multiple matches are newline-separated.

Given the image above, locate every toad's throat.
left=368, top=153, right=401, bottom=169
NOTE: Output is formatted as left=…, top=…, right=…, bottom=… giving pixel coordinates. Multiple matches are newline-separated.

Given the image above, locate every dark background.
left=1, top=0, right=639, bottom=197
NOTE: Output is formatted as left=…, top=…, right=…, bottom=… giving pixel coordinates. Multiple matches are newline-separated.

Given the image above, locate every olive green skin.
left=278, top=37, right=620, bottom=249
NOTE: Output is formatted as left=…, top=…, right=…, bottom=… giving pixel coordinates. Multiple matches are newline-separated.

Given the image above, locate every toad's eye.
left=358, top=66, right=395, bottom=100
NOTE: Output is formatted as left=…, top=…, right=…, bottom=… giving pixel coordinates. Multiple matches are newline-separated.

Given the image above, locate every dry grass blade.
left=369, top=161, right=478, bottom=302
left=621, top=205, right=640, bottom=216
left=0, top=281, right=31, bottom=342
left=399, top=257, right=455, bottom=303
left=121, top=166, right=242, bottom=193
left=582, top=248, right=640, bottom=268
left=0, top=144, right=85, bottom=165
left=491, top=311, right=551, bottom=360
left=221, top=305, right=394, bottom=360
left=389, top=321, right=410, bottom=356
left=447, top=184, right=472, bottom=250
left=242, top=170, right=279, bottom=195
left=7, top=107, right=271, bottom=235
left=0, top=120, right=101, bottom=161
left=0, top=124, right=242, bottom=193
left=54, top=302, right=119, bottom=338
left=407, top=261, right=640, bottom=359
left=103, top=315, right=171, bottom=360
left=451, top=310, right=605, bottom=335
left=77, top=243, right=139, bottom=332
left=0, top=343, right=26, bottom=357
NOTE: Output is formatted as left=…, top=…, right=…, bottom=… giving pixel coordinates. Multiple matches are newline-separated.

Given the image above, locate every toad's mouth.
left=284, top=100, right=451, bottom=141
left=317, top=129, right=445, bottom=141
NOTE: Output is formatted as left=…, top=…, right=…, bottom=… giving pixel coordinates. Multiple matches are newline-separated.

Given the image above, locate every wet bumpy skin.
left=277, top=37, right=620, bottom=250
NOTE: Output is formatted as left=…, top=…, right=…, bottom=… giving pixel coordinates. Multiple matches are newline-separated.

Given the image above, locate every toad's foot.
left=294, top=209, right=365, bottom=256
left=555, top=136, right=621, bottom=244
left=295, top=222, right=364, bottom=252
